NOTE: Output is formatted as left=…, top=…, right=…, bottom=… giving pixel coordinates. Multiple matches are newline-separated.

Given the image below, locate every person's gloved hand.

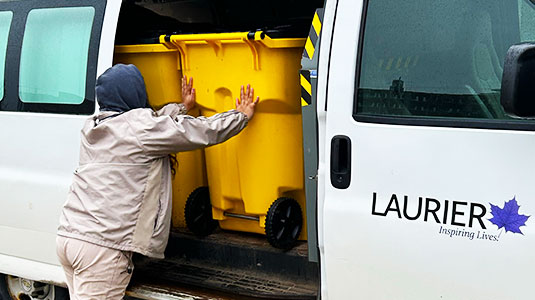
left=182, top=75, right=196, bottom=111
left=236, top=84, right=260, bottom=120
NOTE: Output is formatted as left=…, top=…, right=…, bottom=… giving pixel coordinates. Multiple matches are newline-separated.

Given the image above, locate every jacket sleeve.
left=133, top=109, right=249, bottom=157
left=155, top=103, right=188, bottom=118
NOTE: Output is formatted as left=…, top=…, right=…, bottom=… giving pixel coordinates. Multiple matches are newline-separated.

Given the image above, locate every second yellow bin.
left=114, top=44, right=208, bottom=228
left=162, top=32, right=307, bottom=248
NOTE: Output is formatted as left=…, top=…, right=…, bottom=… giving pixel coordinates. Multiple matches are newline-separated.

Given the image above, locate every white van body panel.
left=0, top=253, right=66, bottom=286
left=321, top=0, right=363, bottom=297
left=315, top=0, right=338, bottom=298
left=97, top=0, right=121, bottom=77
left=321, top=0, right=535, bottom=298
left=0, top=0, right=121, bottom=284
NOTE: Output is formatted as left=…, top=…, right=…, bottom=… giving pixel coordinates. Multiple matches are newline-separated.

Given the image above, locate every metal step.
left=128, top=230, right=318, bottom=299
left=165, top=229, right=318, bottom=283
left=126, top=282, right=236, bottom=300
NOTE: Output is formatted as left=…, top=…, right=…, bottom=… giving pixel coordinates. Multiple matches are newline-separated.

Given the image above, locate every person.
left=56, top=64, right=259, bottom=299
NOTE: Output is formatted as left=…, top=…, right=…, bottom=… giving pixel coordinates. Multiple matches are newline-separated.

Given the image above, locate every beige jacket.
left=58, top=103, right=247, bottom=258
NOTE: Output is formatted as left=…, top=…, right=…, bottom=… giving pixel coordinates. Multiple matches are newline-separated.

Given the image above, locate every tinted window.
left=19, top=7, right=95, bottom=105
left=356, top=0, right=535, bottom=124
left=0, top=11, right=12, bottom=101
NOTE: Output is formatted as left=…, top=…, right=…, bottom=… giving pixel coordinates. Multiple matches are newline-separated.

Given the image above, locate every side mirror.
left=501, top=43, right=535, bottom=118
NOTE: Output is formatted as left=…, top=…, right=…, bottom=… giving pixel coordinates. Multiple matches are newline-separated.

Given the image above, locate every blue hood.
left=96, top=64, right=148, bottom=112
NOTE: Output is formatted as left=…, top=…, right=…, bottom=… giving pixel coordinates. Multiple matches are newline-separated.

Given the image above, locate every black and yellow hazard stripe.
left=303, top=8, right=324, bottom=60
left=301, top=70, right=312, bottom=107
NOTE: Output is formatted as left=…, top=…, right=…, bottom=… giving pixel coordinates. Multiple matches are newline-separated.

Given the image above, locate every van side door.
left=320, top=0, right=535, bottom=298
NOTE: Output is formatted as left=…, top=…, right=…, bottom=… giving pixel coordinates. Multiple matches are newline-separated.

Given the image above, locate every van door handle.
left=330, top=135, right=351, bottom=189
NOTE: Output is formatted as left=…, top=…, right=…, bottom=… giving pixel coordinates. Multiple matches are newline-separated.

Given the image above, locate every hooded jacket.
left=57, top=64, right=248, bottom=258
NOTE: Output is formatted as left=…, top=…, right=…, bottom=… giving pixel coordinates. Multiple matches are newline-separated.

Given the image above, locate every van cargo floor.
left=128, top=229, right=318, bottom=299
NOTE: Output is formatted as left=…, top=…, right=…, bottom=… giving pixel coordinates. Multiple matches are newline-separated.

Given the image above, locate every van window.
left=0, top=11, right=12, bottom=101
left=19, top=7, right=95, bottom=105
left=355, top=0, right=535, bottom=126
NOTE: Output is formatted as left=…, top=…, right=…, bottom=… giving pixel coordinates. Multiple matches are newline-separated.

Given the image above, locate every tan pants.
left=56, top=236, right=134, bottom=300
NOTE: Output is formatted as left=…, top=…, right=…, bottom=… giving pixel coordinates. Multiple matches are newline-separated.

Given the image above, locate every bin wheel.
left=185, top=187, right=217, bottom=237
left=265, top=197, right=303, bottom=250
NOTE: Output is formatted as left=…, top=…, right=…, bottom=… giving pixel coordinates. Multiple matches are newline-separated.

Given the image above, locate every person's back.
left=56, top=64, right=258, bottom=299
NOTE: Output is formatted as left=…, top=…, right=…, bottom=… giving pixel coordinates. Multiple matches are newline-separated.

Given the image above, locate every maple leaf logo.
left=489, top=197, right=530, bottom=234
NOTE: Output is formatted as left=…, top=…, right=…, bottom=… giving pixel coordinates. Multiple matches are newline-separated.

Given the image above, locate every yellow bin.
left=162, top=32, right=307, bottom=248
left=114, top=44, right=208, bottom=228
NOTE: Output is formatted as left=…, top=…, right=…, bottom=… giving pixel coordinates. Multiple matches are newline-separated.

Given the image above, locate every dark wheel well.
left=0, top=273, right=69, bottom=300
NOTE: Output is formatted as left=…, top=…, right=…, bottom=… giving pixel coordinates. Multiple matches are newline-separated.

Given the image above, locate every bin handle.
left=161, top=32, right=265, bottom=71
left=245, top=39, right=260, bottom=70
left=168, top=40, right=189, bottom=71
left=163, top=31, right=264, bottom=43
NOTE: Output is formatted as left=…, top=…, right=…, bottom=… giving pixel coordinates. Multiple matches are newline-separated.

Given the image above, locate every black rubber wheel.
left=185, top=186, right=218, bottom=237
left=265, top=197, right=303, bottom=250
left=0, top=273, right=69, bottom=300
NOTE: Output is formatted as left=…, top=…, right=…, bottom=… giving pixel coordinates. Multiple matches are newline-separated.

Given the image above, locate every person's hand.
left=182, top=75, right=196, bottom=111
left=236, top=84, right=259, bottom=120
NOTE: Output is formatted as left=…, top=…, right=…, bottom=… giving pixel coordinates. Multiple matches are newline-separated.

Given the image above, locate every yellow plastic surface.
left=163, top=32, right=307, bottom=239
left=171, top=149, right=208, bottom=228
left=114, top=44, right=207, bottom=228
left=114, top=44, right=182, bottom=110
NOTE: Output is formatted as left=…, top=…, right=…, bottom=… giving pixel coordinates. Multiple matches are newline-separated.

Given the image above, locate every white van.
left=1, top=0, right=535, bottom=299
